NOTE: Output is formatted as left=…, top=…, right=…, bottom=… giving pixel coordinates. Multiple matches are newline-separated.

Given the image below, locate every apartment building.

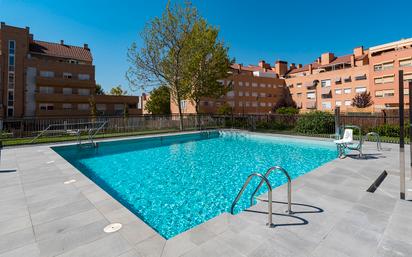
left=285, top=47, right=370, bottom=112
left=170, top=61, right=288, bottom=114
left=368, top=38, right=412, bottom=110
left=0, top=22, right=140, bottom=118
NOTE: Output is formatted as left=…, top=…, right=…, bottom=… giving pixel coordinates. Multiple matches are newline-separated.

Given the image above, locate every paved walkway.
left=0, top=133, right=411, bottom=257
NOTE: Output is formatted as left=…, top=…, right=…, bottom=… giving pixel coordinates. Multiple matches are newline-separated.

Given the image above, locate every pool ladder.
left=230, top=166, right=292, bottom=227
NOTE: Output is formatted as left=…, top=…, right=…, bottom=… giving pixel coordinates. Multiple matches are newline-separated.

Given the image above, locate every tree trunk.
left=195, top=100, right=201, bottom=130
left=176, top=94, right=184, bottom=131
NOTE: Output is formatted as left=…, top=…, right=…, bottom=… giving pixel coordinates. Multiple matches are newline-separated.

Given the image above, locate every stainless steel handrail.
left=364, top=132, right=382, bottom=151
left=230, top=173, right=273, bottom=227
left=250, top=166, right=293, bottom=214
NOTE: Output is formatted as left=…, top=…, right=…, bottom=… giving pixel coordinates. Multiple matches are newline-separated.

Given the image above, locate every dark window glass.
left=7, top=108, right=13, bottom=117
left=9, top=55, right=15, bottom=66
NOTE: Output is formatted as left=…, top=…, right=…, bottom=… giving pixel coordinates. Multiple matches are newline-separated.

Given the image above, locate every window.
left=78, top=89, right=90, bottom=96
left=375, top=91, right=383, bottom=97
left=245, top=102, right=250, bottom=107
left=238, top=91, right=243, bottom=97
left=382, top=62, right=394, bottom=70
left=355, top=87, right=367, bottom=93
left=252, top=92, right=258, bottom=97
left=374, top=64, right=382, bottom=71
left=39, top=86, right=54, bottom=94
left=8, top=40, right=15, bottom=52
left=62, top=103, right=72, bottom=110
left=40, top=71, right=54, bottom=77
left=344, top=76, right=351, bottom=83
left=344, top=88, right=351, bottom=94
left=400, top=58, right=412, bottom=67
left=63, top=88, right=72, bottom=95
left=260, top=83, right=266, bottom=88
left=404, top=73, right=412, bottom=83
left=307, top=91, right=316, bottom=99
left=245, top=82, right=250, bottom=87
left=260, top=102, right=266, bottom=107
left=180, top=100, right=187, bottom=110
left=8, top=72, right=14, bottom=89
left=297, top=83, right=302, bottom=88
left=374, top=77, right=383, bottom=84
left=252, top=83, right=258, bottom=87
left=245, top=92, right=250, bottom=96
left=382, top=75, right=394, bottom=83
left=96, top=104, right=107, bottom=111
left=78, top=103, right=90, bottom=110
left=383, top=90, right=395, bottom=97
left=252, top=102, right=257, bottom=107
left=297, top=93, right=302, bottom=98
left=238, top=101, right=243, bottom=107
left=268, top=102, right=272, bottom=107
left=9, top=55, right=15, bottom=66
left=259, top=92, right=265, bottom=97
left=226, top=91, right=235, bottom=97
left=321, top=79, right=331, bottom=87
left=335, top=101, right=342, bottom=106
left=335, top=89, right=342, bottom=95
left=322, top=102, right=331, bottom=109
left=63, top=72, right=72, bottom=79
left=39, top=103, right=54, bottom=111
left=238, top=81, right=243, bottom=87
left=7, top=108, right=13, bottom=117
left=78, top=74, right=90, bottom=80
left=69, top=59, right=79, bottom=64
left=344, top=100, right=351, bottom=106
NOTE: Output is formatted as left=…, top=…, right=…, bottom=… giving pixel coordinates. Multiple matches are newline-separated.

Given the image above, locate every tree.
left=217, top=103, right=232, bottom=115
left=110, top=85, right=127, bottom=96
left=352, top=91, right=373, bottom=108
left=181, top=19, right=232, bottom=115
left=126, top=1, right=198, bottom=130
left=145, top=86, right=171, bottom=115
left=95, top=84, right=105, bottom=95
left=272, top=94, right=297, bottom=113
left=89, top=96, right=97, bottom=121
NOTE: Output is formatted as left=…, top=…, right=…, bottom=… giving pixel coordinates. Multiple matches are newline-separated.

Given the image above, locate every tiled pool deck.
left=1, top=132, right=412, bottom=257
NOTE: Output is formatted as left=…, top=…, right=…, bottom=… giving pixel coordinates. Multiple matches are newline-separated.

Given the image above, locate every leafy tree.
left=95, top=84, right=105, bottom=95
left=272, top=92, right=297, bottom=112
left=110, top=85, right=127, bottom=96
left=126, top=1, right=199, bottom=130
left=352, top=91, right=373, bottom=108
left=217, top=103, right=232, bottom=115
left=145, top=86, right=171, bottom=115
left=89, top=96, right=97, bottom=121
left=276, top=107, right=299, bottom=115
left=181, top=19, right=232, bottom=115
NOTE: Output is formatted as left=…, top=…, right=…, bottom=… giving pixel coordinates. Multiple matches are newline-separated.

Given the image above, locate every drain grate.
left=104, top=223, right=122, bottom=233
left=366, top=170, right=388, bottom=193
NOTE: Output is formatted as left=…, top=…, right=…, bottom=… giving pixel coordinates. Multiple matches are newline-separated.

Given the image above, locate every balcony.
left=355, top=74, right=367, bottom=81
left=35, top=93, right=91, bottom=103
left=36, top=76, right=95, bottom=88
left=306, top=100, right=317, bottom=109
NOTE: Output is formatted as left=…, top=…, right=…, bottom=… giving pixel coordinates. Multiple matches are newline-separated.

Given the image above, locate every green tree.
left=89, top=96, right=97, bottom=121
left=110, top=85, right=127, bottom=96
left=126, top=1, right=198, bottom=130
left=95, top=84, right=105, bottom=95
left=145, top=86, right=171, bottom=115
left=217, top=103, right=232, bottom=115
left=352, top=91, right=373, bottom=108
left=181, top=19, right=233, bottom=115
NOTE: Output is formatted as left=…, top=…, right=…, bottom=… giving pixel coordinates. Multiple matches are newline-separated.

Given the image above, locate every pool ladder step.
left=230, top=166, right=292, bottom=227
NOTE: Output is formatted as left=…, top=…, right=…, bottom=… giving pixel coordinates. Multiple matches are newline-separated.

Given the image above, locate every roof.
left=287, top=62, right=321, bottom=74
left=318, top=54, right=352, bottom=68
left=29, top=40, right=92, bottom=62
left=230, top=63, right=275, bottom=73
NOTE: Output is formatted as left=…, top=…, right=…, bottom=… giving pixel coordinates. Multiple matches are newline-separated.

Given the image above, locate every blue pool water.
left=53, top=131, right=336, bottom=239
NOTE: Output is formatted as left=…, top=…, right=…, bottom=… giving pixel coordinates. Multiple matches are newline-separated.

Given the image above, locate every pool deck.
left=1, top=132, right=412, bottom=257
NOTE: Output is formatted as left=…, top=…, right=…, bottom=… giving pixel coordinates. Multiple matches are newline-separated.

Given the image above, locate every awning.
left=335, top=77, right=341, bottom=82
left=355, top=74, right=367, bottom=80
left=344, top=76, right=351, bottom=82
left=321, top=87, right=331, bottom=95
left=304, top=82, right=313, bottom=88
left=306, top=100, right=316, bottom=109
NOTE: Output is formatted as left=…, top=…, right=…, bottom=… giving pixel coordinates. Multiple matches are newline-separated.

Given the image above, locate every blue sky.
left=1, top=0, right=412, bottom=94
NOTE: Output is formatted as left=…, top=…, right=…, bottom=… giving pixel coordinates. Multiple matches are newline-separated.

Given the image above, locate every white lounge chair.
left=334, top=129, right=353, bottom=158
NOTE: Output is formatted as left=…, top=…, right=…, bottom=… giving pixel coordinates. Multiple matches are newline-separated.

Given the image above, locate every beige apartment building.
left=171, top=38, right=412, bottom=115
left=0, top=22, right=141, bottom=119
left=171, top=61, right=288, bottom=115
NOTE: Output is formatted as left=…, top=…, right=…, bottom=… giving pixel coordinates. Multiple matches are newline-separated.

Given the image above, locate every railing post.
left=399, top=70, right=406, bottom=200
left=334, top=107, right=340, bottom=139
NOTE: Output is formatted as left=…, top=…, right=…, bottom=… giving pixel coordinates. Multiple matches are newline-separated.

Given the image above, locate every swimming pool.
left=53, top=131, right=336, bottom=239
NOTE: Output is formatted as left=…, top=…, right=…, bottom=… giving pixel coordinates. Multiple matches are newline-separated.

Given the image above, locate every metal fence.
left=0, top=113, right=405, bottom=143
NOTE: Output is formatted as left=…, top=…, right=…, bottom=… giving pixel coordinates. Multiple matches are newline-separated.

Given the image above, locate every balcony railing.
left=36, top=76, right=95, bottom=88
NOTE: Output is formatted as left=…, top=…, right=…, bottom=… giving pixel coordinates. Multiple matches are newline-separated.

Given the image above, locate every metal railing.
left=231, top=173, right=273, bottom=227
left=364, top=132, right=382, bottom=151
left=77, top=121, right=108, bottom=147
left=250, top=166, right=293, bottom=214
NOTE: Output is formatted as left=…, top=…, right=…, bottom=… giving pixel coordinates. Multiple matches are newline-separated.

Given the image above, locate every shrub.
left=276, top=107, right=299, bottom=115
left=295, top=111, right=334, bottom=134
left=371, top=124, right=410, bottom=138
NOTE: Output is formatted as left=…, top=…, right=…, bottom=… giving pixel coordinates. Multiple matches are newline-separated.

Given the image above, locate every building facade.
left=0, top=22, right=140, bottom=119
left=171, top=38, right=412, bottom=115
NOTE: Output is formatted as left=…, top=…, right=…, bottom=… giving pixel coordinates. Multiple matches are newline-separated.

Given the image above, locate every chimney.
left=298, top=64, right=302, bottom=68
left=25, top=26, right=30, bottom=31
left=60, top=40, right=64, bottom=45
left=0, top=22, right=5, bottom=28
left=258, top=60, right=266, bottom=68
left=289, top=63, right=296, bottom=70
left=350, top=54, right=355, bottom=67
left=84, top=43, right=89, bottom=49
left=275, top=60, right=288, bottom=77
left=316, top=57, right=321, bottom=64
left=238, top=63, right=242, bottom=71
left=353, top=46, right=364, bottom=57
left=309, top=64, right=313, bottom=74
left=321, top=52, right=335, bottom=65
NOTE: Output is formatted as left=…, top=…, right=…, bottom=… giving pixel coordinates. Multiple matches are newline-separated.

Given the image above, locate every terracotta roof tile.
left=287, top=62, right=321, bottom=74
left=29, top=40, right=92, bottom=62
